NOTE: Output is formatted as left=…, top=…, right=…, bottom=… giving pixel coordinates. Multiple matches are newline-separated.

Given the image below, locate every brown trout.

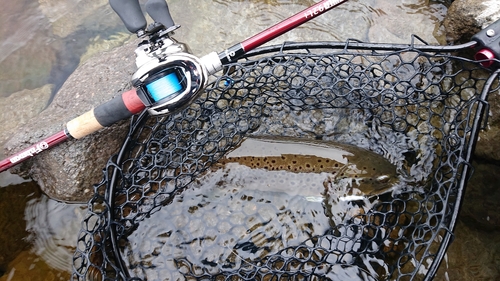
left=216, top=137, right=399, bottom=197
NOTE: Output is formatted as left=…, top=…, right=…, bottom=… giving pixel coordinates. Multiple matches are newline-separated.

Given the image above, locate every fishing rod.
left=2, top=0, right=500, bottom=174
left=0, top=0, right=350, bottom=173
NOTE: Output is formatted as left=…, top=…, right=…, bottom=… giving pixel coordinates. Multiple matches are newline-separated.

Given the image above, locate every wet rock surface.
left=443, top=0, right=500, bottom=43
left=0, top=0, right=57, bottom=95
left=0, top=0, right=126, bottom=99
left=0, top=85, right=53, bottom=146
left=4, top=39, right=139, bottom=202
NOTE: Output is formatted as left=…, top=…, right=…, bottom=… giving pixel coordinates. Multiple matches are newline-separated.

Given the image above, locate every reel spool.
left=132, top=50, right=208, bottom=116
left=110, top=0, right=212, bottom=116
left=129, top=18, right=210, bottom=116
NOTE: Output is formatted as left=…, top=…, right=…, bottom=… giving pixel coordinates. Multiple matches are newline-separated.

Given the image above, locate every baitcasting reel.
left=111, top=0, right=220, bottom=116
left=131, top=34, right=209, bottom=115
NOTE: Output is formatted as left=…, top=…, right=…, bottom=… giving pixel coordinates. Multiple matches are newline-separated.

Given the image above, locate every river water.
left=0, top=0, right=498, bottom=280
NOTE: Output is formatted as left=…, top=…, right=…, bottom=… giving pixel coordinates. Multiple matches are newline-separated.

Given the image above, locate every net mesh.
left=72, top=41, right=499, bottom=281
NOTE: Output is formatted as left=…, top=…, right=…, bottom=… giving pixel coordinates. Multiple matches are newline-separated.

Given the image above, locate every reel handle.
left=145, top=0, right=175, bottom=29
left=109, top=0, right=147, bottom=34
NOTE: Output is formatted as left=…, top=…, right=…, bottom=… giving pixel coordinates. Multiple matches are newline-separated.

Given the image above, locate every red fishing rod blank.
left=0, top=89, right=145, bottom=173
left=218, top=0, right=349, bottom=64
left=0, top=131, right=69, bottom=172
left=0, top=0, right=351, bottom=174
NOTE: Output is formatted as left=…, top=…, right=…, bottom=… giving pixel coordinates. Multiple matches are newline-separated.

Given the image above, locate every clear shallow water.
left=0, top=0, right=126, bottom=98
left=122, top=136, right=408, bottom=280
left=2, top=0, right=498, bottom=280
left=0, top=182, right=85, bottom=280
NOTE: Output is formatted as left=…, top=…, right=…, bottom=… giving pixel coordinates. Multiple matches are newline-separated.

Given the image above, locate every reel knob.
left=475, top=49, right=495, bottom=68
left=146, top=0, right=175, bottom=30
left=109, top=0, right=147, bottom=35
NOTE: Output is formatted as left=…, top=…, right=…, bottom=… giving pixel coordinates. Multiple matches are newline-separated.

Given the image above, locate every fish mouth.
left=350, top=175, right=399, bottom=197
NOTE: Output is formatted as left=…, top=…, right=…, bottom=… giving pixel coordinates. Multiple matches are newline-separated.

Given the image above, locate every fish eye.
left=376, top=175, right=390, bottom=183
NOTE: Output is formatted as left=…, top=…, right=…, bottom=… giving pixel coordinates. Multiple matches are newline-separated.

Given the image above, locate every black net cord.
left=71, top=40, right=500, bottom=281
left=106, top=110, right=151, bottom=279
left=244, top=40, right=478, bottom=58
left=424, top=68, right=500, bottom=280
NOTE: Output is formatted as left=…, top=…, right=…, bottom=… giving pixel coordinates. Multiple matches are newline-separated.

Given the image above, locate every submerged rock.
left=37, top=0, right=108, bottom=38
left=434, top=220, right=500, bottom=281
left=4, top=39, right=139, bottom=202
left=460, top=161, right=500, bottom=230
left=0, top=1, right=60, bottom=95
left=368, top=0, right=447, bottom=45
left=0, top=181, right=41, bottom=276
left=0, top=249, right=70, bottom=281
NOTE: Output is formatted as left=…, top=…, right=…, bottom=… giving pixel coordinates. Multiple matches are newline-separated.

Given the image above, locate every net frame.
left=72, top=39, right=500, bottom=281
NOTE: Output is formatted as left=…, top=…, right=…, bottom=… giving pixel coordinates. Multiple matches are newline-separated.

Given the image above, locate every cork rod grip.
left=66, top=109, right=104, bottom=139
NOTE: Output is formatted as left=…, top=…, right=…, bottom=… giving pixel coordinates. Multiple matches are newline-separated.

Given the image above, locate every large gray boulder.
left=4, top=39, right=140, bottom=202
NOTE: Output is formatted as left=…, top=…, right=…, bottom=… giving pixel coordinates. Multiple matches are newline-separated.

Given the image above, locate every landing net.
left=72, top=40, right=500, bottom=281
